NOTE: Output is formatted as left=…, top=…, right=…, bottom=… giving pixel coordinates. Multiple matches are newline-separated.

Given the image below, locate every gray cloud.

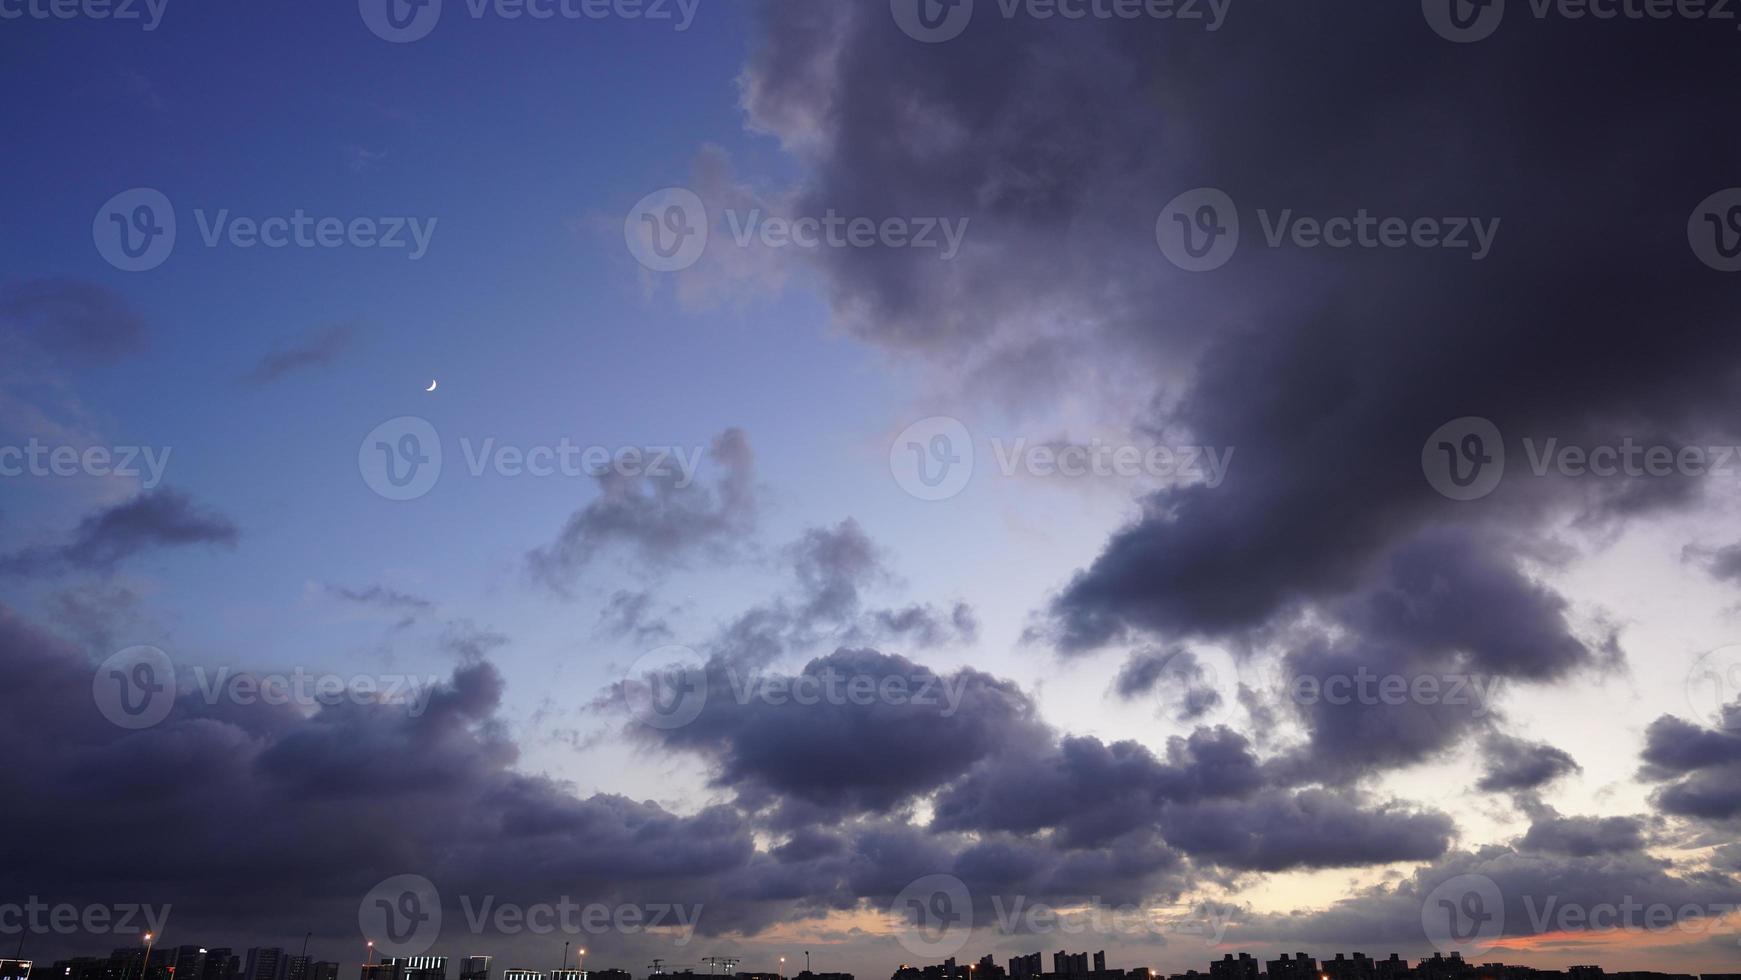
left=528, top=427, right=757, bottom=589
left=1477, top=733, right=1582, bottom=794
left=0, top=278, right=147, bottom=365
left=1, top=488, right=238, bottom=576
left=242, top=324, right=354, bottom=385
left=1639, top=705, right=1741, bottom=822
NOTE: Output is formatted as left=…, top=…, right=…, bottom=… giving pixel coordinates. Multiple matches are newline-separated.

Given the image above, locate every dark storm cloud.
left=1639, top=705, right=1741, bottom=821
left=0, top=602, right=774, bottom=951
left=1233, top=526, right=1619, bottom=785
left=930, top=727, right=1265, bottom=847
left=0, top=488, right=238, bottom=575
left=1154, top=788, right=1453, bottom=873
left=0, top=278, right=147, bottom=364
left=738, top=0, right=1738, bottom=690
left=0, top=599, right=1212, bottom=954
left=1477, top=733, right=1582, bottom=793
left=1516, top=811, right=1647, bottom=857
left=638, top=647, right=1048, bottom=820
left=241, top=324, right=354, bottom=385
left=932, top=725, right=1451, bottom=872
left=527, top=427, right=757, bottom=589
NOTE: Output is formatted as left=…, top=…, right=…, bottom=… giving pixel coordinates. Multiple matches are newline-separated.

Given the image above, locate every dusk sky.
left=4, top=1, right=1741, bottom=978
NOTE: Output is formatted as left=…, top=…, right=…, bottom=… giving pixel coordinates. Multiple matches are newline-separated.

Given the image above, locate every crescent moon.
left=425, top=380, right=438, bottom=392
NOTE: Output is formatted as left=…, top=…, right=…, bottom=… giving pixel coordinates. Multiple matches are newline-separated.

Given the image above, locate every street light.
left=578, top=951, right=586, bottom=979
left=141, top=934, right=158, bottom=980
left=780, top=959, right=785, bottom=980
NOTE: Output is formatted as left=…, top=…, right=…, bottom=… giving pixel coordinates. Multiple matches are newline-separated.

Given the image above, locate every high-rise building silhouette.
left=204, top=951, right=238, bottom=980
left=243, top=948, right=285, bottom=980
left=1267, top=953, right=1318, bottom=980
left=1211, top=954, right=1258, bottom=980
left=170, top=947, right=207, bottom=980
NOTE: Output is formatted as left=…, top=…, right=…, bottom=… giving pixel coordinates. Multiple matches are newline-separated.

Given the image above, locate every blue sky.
left=6, top=2, right=1741, bottom=977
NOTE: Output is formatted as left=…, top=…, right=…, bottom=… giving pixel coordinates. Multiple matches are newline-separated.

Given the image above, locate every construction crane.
left=702, top=960, right=740, bottom=976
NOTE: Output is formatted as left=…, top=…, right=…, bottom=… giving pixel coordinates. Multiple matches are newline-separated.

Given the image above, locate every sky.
left=3, top=1, right=1741, bottom=978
